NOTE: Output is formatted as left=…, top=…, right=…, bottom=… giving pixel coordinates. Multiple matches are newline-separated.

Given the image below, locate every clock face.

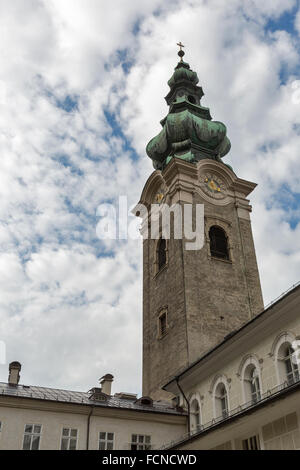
left=201, top=173, right=226, bottom=199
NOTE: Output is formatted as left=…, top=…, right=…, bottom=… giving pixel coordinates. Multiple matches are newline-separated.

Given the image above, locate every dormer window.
left=88, top=388, right=108, bottom=402
left=135, top=396, right=153, bottom=406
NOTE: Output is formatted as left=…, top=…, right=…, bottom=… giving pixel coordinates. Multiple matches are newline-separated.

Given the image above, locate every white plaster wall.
left=0, top=405, right=186, bottom=450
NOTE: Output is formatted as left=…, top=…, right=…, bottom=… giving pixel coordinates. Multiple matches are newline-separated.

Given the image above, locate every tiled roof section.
left=0, top=382, right=185, bottom=416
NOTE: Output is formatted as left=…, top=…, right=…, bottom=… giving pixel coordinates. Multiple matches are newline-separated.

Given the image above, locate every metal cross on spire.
left=177, top=42, right=185, bottom=62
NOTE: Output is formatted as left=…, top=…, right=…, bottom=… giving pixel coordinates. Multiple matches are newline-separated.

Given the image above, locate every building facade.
left=162, top=283, right=300, bottom=450
left=0, top=370, right=186, bottom=450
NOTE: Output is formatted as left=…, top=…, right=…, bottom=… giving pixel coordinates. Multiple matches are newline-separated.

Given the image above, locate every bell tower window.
left=209, top=226, right=229, bottom=260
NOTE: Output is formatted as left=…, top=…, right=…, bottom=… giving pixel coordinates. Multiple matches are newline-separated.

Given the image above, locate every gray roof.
left=0, top=382, right=185, bottom=416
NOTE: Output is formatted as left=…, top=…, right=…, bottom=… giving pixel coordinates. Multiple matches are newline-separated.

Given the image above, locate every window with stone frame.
left=209, top=226, right=229, bottom=260
left=158, top=310, right=168, bottom=338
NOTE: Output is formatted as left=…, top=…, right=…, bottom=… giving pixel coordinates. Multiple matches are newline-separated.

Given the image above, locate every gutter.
left=176, top=377, right=190, bottom=434
left=86, top=405, right=94, bottom=450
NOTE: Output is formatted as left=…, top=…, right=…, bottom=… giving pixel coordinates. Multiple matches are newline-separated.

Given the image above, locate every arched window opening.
left=188, top=95, right=196, bottom=104
left=157, top=238, right=166, bottom=271
left=209, top=226, right=229, bottom=260
left=250, top=368, right=261, bottom=402
left=215, top=383, right=228, bottom=419
left=277, top=342, right=299, bottom=385
left=190, top=399, right=201, bottom=432
left=283, top=345, right=299, bottom=385
left=244, top=365, right=261, bottom=404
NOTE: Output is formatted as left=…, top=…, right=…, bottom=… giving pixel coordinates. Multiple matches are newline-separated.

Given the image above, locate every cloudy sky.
left=0, top=0, right=300, bottom=396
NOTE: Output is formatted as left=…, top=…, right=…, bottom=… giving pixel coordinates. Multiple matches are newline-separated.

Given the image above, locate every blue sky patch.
left=56, top=94, right=79, bottom=112
left=265, top=2, right=299, bottom=36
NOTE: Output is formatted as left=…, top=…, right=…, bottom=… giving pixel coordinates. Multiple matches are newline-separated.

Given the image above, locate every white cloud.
left=0, top=0, right=299, bottom=395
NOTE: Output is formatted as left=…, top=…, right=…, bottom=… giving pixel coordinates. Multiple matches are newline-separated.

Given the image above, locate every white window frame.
left=22, top=424, right=42, bottom=450
left=99, top=431, right=114, bottom=450
left=212, top=376, right=230, bottom=420
left=283, top=346, right=299, bottom=385
left=249, top=368, right=261, bottom=402
left=189, top=393, right=202, bottom=433
left=273, top=332, right=297, bottom=385
left=60, top=427, right=78, bottom=450
left=240, top=355, right=263, bottom=405
left=130, top=434, right=151, bottom=450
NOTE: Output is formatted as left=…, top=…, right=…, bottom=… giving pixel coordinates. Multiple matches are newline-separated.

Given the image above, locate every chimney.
left=99, top=374, right=114, bottom=395
left=8, top=361, right=21, bottom=386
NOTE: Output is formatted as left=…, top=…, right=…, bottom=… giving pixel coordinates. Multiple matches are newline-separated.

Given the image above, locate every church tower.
left=135, top=47, right=264, bottom=400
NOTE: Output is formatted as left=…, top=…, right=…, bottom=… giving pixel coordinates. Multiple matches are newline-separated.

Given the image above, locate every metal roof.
left=0, top=382, right=185, bottom=416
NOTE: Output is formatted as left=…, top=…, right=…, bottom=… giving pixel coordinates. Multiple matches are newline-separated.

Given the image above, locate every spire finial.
left=177, top=42, right=185, bottom=62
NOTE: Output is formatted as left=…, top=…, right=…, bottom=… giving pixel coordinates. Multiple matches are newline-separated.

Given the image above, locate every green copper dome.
left=146, top=60, right=231, bottom=170
left=167, top=60, right=199, bottom=87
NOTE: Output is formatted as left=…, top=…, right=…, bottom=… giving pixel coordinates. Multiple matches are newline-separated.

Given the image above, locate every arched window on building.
left=209, top=226, right=229, bottom=260
left=157, top=238, right=167, bottom=271
left=190, top=399, right=201, bottom=433
left=215, top=383, right=229, bottom=419
left=244, top=365, right=261, bottom=404
left=278, top=343, right=299, bottom=385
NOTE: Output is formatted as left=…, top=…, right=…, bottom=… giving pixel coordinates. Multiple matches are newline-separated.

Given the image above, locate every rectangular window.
left=131, top=434, right=151, bottom=450
left=159, top=312, right=167, bottom=336
left=99, top=432, right=114, bottom=450
left=242, top=435, right=260, bottom=450
left=61, top=428, right=78, bottom=450
left=158, top=309, right=168, bottom=338
left=22, top=424, right=42, bottom=450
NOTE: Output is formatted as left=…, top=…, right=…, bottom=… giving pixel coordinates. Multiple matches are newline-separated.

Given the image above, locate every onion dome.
left=146, top=50, right=231, bottom=170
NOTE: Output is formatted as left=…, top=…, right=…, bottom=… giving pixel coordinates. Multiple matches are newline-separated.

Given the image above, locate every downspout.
left=176, top=377, right=190, bottom=434
left=86, top=405, right=94, bottom=450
